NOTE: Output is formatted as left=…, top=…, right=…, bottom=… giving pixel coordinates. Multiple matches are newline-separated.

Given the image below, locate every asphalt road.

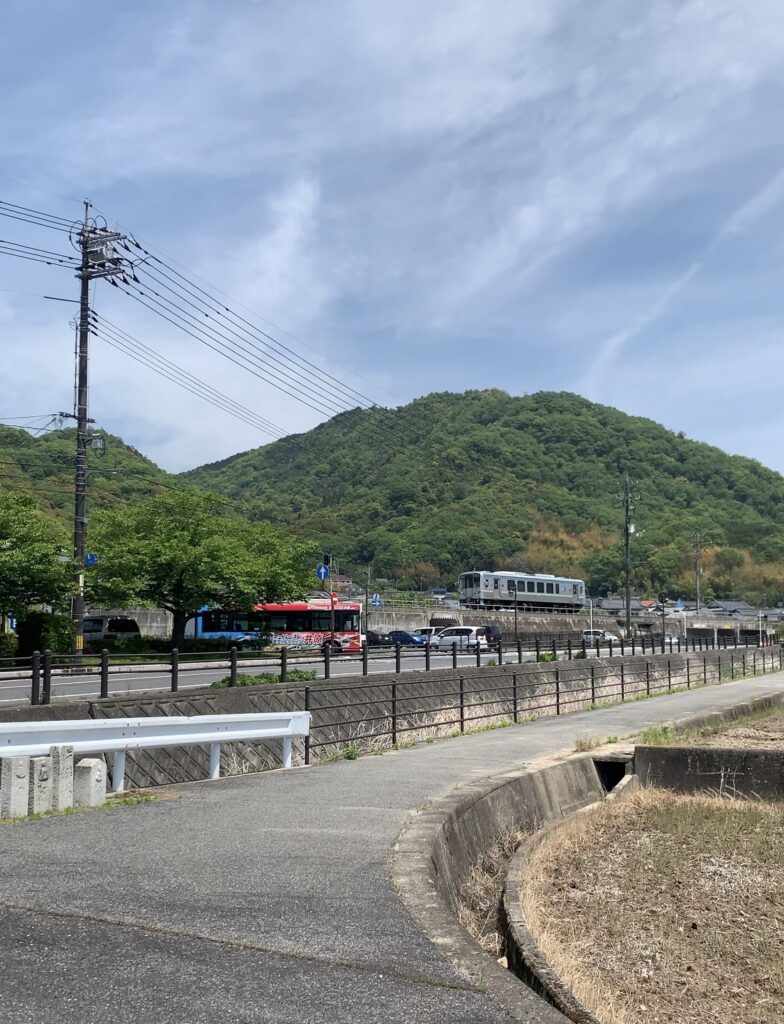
left=1, top=673, right=781, bottom=1023
left=0, top=648, right=516, bottom=704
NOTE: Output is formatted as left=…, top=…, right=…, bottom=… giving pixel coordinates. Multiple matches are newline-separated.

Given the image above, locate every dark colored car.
left=386, top=630, right=427, bottom=647
left=366, top=629, right=392, bottom=647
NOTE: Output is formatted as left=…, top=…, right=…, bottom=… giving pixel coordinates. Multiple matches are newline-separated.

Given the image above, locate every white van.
left=433, top=626, right=489, bottom=651
left=81, top=615, right=141, bottom=643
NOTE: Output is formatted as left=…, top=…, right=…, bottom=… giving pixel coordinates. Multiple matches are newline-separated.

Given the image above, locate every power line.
left=90, top=313, right=287, bottom=440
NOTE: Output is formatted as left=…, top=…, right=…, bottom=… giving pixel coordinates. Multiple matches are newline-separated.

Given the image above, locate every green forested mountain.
left=183, top=390, right=784, bottom=605
left=0, top=425, right=175, bottom=520
left=6, top=392, right=784, bottom=604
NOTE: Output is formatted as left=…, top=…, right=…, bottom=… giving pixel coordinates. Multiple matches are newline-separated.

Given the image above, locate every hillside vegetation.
left=0, top=425, right=176, bottom=519
left=184, top=390, right=784, bottom=605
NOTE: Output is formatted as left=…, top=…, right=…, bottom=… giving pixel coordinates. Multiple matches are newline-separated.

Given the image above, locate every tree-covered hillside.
left=0, top=424, right=176, bottom=521
left=183, top=390, right=784, bottom=604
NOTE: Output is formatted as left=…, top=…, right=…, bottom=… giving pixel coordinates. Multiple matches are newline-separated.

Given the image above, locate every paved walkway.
left=1, top=673, right=782, bottom=1023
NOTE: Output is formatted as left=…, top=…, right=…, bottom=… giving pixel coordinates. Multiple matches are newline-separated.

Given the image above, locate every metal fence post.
left=280, top=646, right=288, bottom=684
left=590, top=663, right=596, bottom=704
left=304, top=686, right=311, bottom=765
left=475, top=642, right=481, bottom=668
left=620, top=663, right=625, bottom=701
left=100, top=649, right=109, bottom=699
left=324, top=644, right=331, bottom=680
left=42, top=650, right=51, bottom=705
left=667, top=659, right=671, bottom=691
left=717, top=653, right=722, bottom=682
left=687, top=658, right=691, bottom=688
left=551, top=640, right=557, bottom=660
left=753, top=651, right=757, bottom=675
left=595, top=640, right=600, bottom=659
left=703, top=656, right=707, bottom=686
left=497, top=640, right=504, bottom=665
left=170, top=648, right=179, bottom=692
left=459, top=677, right=465, bottom=733
left=535, top=637, right=541, bottom=660
left=646, top=660, right=650, bottom=696
left=555, top=668, right=560, bottom=715
left=230, top=646, right=238, bottom=687
left=362, top=642, right=368, bottom=676
left=567, top=639, right=572, bottom=660
left=742, top=652, right=746, bottom=676
left=730, top=654, right=735, bottom=680
left=425, top=643, right=431, bottom=671
left=517, top=640, right=523, bottom=664
left=582, top=638, right=587, bottom=658
left=391, top=681, right=398, bottom=744
left=395, top=644, right=401, bottom=674
left=452, top=644, right=458, bottom=670
left=608, top=639, right=613, bottom=658
left=620, top=638, right=624, bottom=658
left=30, top=650, right=41, bottom=706
left=631, top=635, right=636, bottom=656
left=512, top=672, right=518, bottom=723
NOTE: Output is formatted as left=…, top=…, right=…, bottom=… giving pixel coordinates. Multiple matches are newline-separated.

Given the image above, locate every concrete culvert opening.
left=592, top=758, right=628, bottom=793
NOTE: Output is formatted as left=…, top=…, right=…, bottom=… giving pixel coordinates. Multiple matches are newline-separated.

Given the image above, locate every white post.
left=209, top=742, right=221, bottom=780
left=589, top=597, right=593, bottom=633
left=282, top=736, right=293, bottom=769
left=111, top=750, right=126, bottom=793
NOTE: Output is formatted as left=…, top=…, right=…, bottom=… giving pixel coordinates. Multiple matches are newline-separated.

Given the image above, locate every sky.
left=2, top=0, right=784, bottom=473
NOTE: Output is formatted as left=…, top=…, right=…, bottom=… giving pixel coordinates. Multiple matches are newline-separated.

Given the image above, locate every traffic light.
left=323, top=553, right=332, bottom=568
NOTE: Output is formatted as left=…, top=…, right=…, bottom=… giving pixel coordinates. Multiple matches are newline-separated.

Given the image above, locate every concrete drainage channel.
left=391, top=690, right=784, bottom=1024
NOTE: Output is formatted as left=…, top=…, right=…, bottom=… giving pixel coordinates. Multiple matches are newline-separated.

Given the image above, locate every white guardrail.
left=0, top=712, right=310, bottom=793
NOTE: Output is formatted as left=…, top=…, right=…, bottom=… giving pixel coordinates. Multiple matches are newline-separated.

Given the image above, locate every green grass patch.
left=1, top=793, right=155, bottom=826
left=210, top=668, right=317, bottom=688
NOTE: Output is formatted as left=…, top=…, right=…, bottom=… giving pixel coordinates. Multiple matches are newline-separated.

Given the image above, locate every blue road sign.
left=370, top=593, right=382, bottom=607
left=84, top=553, right=98, bottom=568
left=316, top=563, right=330, bottom=581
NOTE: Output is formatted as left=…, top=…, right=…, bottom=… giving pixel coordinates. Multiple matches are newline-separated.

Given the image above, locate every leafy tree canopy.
left=85, top=491, right=316, bottom=644
left=0, top=492, right=74, bottom=616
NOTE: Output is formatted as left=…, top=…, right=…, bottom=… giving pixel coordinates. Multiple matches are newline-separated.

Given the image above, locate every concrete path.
left=1, top=673, right=782, bottom=1023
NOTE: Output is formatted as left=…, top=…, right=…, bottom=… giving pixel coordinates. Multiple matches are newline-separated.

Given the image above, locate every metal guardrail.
left=0, top=712, right=310, bottom=792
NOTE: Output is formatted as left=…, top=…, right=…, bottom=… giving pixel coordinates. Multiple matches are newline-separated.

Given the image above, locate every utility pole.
left=694, top=534, right=703, bottom=613
left=65, top=203, right=130, bottom=644
left=622, top=474, right=636, bottom=640
left=72, top=201, right=91, bottom=642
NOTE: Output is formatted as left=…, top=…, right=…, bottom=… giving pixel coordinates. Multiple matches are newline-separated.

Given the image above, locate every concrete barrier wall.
left=635, top=745, right=784, bottom=800
left=391, top=757, right=606, bottom=1024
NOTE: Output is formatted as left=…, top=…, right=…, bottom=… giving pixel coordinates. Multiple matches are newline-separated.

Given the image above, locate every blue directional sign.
left=316, top=563, right=330, bottom=581
left=370, top=593, right=382, bottom=607
left=84, top=553, right=98, bottom=568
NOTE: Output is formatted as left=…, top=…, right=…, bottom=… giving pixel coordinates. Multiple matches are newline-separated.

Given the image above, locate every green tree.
left=86, top=491, right=316, bottom=646
left=0, top=491, right=74, bottom=616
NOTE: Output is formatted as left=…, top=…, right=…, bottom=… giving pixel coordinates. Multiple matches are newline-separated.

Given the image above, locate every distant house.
left=596, top=597, right=646, bottom=614
left=707, top=599, right=754, bottom=615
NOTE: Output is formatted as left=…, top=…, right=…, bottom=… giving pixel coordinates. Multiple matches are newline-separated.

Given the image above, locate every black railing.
left=0, top=632, right=776, bottom=707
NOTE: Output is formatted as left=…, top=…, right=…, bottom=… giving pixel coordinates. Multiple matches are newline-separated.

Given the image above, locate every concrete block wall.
left=0, top=747, right=106, bottom=820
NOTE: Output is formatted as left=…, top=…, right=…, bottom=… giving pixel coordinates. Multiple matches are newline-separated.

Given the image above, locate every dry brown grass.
left=521, top=789, right=784, bottom=1024
left=458, top=830, right=527, bottom=958
left=574, top=735, right=603, bottom=753
left=687, top=705, right=784, bottom=751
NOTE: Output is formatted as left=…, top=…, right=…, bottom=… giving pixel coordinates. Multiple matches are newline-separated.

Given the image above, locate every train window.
left=546, top=583, right=554, bottom=594
left=494, top=579, right=499, bottom=590
left=537, top=582, right=544, bottom=593
left=555, top=584, right=560, bottom=594
left=507, top=580, right=516, bottom=591
left=527, top=581, right=535, bottom=593
left=573, top=584, right=579, bottom=595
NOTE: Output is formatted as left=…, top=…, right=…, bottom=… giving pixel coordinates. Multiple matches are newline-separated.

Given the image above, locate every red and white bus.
left=193, top=597, right=363, bottom=652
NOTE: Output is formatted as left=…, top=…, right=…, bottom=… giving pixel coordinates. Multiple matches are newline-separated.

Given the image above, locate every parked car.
left=582, top=629, right=620, bottom=645
left=482, top=623, right=502, bottom=648
left=387, top=630, right=428, bottom=647
left=433, top=626, right=489, bottom=651
left=412, top=627, right=445, bottom=644
left=366, top=629, right=392, bottom=647
left=659, top=632, right=681, bottom=646
left=81, top=615, right=141, bottom=644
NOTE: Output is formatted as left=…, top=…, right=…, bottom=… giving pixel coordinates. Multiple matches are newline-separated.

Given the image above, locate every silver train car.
left=458, top=571, right=586, bottom=612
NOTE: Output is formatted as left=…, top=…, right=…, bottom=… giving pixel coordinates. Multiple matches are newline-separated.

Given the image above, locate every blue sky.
left=2, top=0, right=784, bottom=472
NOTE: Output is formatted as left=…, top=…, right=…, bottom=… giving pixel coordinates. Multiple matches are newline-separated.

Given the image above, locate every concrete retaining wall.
left=635, top=745, right=784, bottom=800
left=391, top=756, right=606, bottom=1024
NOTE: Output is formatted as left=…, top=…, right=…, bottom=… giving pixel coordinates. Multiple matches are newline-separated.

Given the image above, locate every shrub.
left=537, top=651, right=557, bottom=663
left=210, top=669, right=317, bottom=689
left=0, top=631, right=18, bottom=659
left=16, top=612, right=75, bottom=656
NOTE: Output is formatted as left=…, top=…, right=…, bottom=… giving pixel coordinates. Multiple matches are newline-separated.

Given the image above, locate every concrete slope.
left=0, top=674, right=782, bottom=1023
